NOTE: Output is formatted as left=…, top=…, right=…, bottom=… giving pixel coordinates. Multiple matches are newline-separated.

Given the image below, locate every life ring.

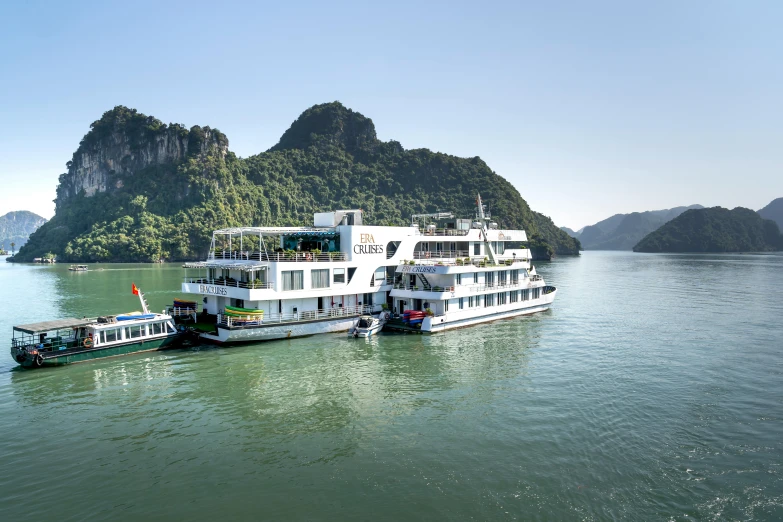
left=34, top=354, right=44, bottom=367
left=83, top=337, right=93, bottom=348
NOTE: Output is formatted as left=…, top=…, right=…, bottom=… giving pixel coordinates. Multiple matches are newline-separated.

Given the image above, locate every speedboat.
left=348, top=315, right=384, bottom=338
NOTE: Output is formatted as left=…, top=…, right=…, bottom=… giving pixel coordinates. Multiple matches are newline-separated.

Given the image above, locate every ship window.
left=469, top=296, right=474, bottom=308
left=459, top=297, right=464, bottom=309
left=348, top=267, right=357, bottom=283
left=533, top=287, right=541, bottom=299
left=373, top=267, right=386, bottom=286
left=473, top=243, right=481, bottom=255
left=167, top=323, right=176, bottom=334
left=153, top=323, right=162, bottom=335
left=497, top=242, right=505, bottom=254
left=129, top=326, right=142, bottom=339
left=456, top=274, right=462, bottom=285
left=511, top=270, right=519, bottom=284
left=473, top=272, right=479, bottom=284
left=282, top=270, right=304, bottom=291
left=312, top=269, right=330, bottom=289
left=105, top=329, right=117, bottom=343
left=333, top=268, right=345, bottom=284
left=122, top=328, right=129, bottom=340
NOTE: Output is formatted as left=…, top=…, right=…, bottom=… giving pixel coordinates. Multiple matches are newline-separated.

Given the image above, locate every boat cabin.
left=11, top=315, right=177, bottom=357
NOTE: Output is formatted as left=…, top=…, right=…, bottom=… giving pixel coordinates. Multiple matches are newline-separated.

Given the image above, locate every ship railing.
left=11, top=334, right=76, bottom=353
left=208, top=251, right=347, bottom=262
left=530, top=274, right=543, bottom=281
left=405, top=257, right=528, bottom=267
left=184, top=277, right=274, bottom=289
left=418, top=229, right=470, bottom=237
left=413, top=250, right=470, bottom=260
left=165, top=306, right=200, bottom=318
left=217, top=305, right=373, bottom=327
left=392, top=283, right=454, bottom=292
left=470, top=282, right=516, bottom=292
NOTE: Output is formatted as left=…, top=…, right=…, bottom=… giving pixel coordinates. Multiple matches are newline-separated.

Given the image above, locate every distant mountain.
left=578, top=205, right=703, bottom=250
left=758, top=198, right=783, bottom=231
left=634, top=207, right=783, bottom=253
left=0, top=211, right=47, bottom=251
left=560, top=226, right=578, bottom=237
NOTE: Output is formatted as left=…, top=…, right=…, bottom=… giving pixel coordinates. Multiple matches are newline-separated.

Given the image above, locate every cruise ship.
left=181, top=195, right=556, bottom=343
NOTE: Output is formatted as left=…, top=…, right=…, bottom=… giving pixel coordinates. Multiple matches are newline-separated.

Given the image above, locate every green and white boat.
left=10, top=286, right=183, bottom=368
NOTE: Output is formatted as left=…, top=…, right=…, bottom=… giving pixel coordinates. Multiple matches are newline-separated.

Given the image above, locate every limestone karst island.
left=14, top=104, right=580, bottom=264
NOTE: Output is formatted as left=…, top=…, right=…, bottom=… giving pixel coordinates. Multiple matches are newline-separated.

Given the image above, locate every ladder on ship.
left=417, top=273, right=432, bottom=291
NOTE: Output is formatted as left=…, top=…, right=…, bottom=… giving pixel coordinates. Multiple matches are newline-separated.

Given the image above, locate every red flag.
left=132, top=283, right=139, bottom=296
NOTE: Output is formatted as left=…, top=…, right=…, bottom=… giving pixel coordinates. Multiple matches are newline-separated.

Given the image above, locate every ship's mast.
left=137, top=287, right=150, bottom=314
left=475, top=193, right=497, bottom=265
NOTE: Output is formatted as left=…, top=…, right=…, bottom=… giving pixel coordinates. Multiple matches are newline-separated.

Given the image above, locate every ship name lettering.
left=353, top=243, right=385, bottom=254
left=401, top=266, right=437, bottom=273
left=199, top=284, right=228, bottom=296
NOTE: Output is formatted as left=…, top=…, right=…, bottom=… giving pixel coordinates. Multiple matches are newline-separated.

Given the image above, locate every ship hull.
left=421, top=289, right=557, bottom=333
left=13, top=336, right=181, bottom=368
left=200, top=316, right=358, bottom=344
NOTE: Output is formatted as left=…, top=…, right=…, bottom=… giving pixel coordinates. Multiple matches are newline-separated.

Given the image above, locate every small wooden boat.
left=68, top=265, right=88, bottom=272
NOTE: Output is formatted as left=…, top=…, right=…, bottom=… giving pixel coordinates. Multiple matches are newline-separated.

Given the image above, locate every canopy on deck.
left=213, top=227, right=334, bottom=236
left=183, top=261, right=268, bottom=271
left=13, top=318, right=91, bottom=334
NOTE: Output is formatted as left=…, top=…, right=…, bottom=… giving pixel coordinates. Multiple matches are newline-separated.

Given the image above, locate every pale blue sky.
left=1, top=0, right=781, bottom=230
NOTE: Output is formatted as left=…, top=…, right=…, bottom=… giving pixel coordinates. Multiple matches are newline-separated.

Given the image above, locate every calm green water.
left=0, top=253, right=781, bottom=521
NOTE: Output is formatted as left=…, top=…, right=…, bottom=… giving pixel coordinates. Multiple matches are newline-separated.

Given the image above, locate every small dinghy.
left=348, top=314, right=384, bottom=338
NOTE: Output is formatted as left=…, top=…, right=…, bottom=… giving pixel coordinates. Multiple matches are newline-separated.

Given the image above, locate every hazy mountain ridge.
left=0, top=211, right=47, bottom=251
left=634, top=207, right=783, bottom=253
left=575, top=205, right=703, bottom=250
left=758, top=198, right=783, bottom=231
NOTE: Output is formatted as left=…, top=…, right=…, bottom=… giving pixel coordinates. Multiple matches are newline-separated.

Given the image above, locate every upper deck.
left=181, top=200, right=532, bottom=303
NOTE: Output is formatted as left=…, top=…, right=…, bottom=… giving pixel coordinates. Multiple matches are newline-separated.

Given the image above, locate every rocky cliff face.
left=55, top=106, right=228, bottom=209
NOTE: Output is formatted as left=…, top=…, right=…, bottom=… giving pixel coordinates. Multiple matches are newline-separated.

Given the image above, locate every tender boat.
left=348, top=314, right=385, bottom=338
left=68, top=265, right=88, bottom=272
left=10, top=285, right=183, bottom=368
left=179, top=194, right=556, bottom=343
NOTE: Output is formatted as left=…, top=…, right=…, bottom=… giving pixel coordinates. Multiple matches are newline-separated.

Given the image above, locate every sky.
left=0, top=0, right=781, bottom=231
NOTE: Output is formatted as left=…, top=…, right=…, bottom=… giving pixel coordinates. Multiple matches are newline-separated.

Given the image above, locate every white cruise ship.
left=181, top=195, right=556, bottom=343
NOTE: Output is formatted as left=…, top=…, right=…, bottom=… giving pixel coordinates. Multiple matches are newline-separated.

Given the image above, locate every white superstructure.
left=181, top=196, right=556, bottom=343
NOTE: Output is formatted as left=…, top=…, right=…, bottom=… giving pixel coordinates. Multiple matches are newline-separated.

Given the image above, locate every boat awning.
left=13, top=318, right=91, bottom=334
left=213, top=227, right=335, bottom=236
left=183, top=261, right=268, bottom=271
